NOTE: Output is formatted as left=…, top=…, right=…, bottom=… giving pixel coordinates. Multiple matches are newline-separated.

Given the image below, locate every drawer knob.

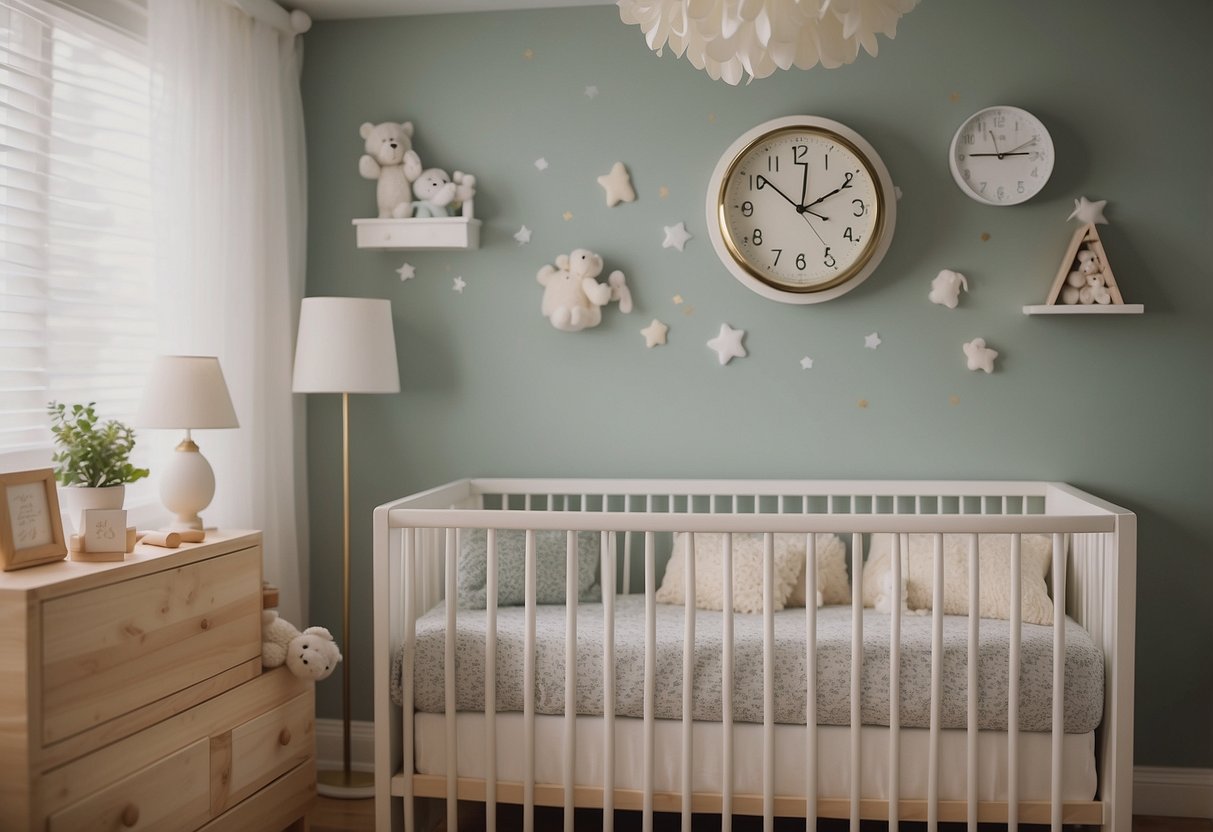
left=121, top=803, right=140, bottom=827
left=278, top=727, right=292, bottom=746
left=199, top=618, right=210, bottom=630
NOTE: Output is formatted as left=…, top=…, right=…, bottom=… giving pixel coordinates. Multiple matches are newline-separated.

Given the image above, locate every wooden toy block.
left=141, top=530, right=182, bottom=549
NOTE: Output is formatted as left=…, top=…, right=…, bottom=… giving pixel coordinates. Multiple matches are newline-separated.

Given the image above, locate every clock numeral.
left=1017, top=180, right=1025, bottom=194
left=962, top=169, right=971, bottom=180
left=795, top=253, right=806, bottom=270
left=852, top=198, right=866, bottom=217
left=824, top=248, right=837, bottom=269
left=752, top=228, right=763, bottom=246
left=793, top=144, right=808, bottom=164
left=842, top=171, right=854, bottom=189
left=962, top=133, right=975, bottom=146
left=741, top=201, right=753, bottom=217
left=994, top=114, right=1006, bottom=128
left=978, top=182, right=988, bottom=194
left=824, top=152, right=829, bottom=170
left=767, top=155, right=779, bottom=172
left=748, top=174, right=756, bottom=191
left=996, top=185, right=1006, bottom=201
left=843, top=226, right=861, bottom=243
left=1031, top=167, right=1039, bottom=178
left=772, top=248, right=782, bottom=266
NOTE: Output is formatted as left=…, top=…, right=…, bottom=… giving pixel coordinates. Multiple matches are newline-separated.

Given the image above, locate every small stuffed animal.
left=537, top=249, right=630, bottom=332
left=1084, top=272, right=1112, bottom=305
left=928, top=269, right=968, bottom=309
left=1076, top=248, right=1101, bottom=276
left=359, top=121, right=423, bottom=218
left=262, top=610, right=342, bottom=681
left=409, top=168, right=477, bottom=218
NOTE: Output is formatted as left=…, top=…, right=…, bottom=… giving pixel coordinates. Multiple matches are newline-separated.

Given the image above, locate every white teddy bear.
left=928, top=269, right=968, bottom=309
left=359, top=121, right=423, bottom=219
left=409, top=168, right=477, bottom=218
left=261, top=610, right=342, bottom=682
left=537, top=249, right=631, bottom=332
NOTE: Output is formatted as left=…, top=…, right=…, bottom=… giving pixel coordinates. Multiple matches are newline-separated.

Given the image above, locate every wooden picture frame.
left=0, top=468, right=68, bottom=571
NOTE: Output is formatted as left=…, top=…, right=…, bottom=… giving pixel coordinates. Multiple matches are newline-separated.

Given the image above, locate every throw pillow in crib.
left=785, top=532, right=852, bottom=607
left=457, top=528, right=601, bottom=609
left=656, top=532, right=807, bottom=614
left=862, top=533, right=1056, bottom=625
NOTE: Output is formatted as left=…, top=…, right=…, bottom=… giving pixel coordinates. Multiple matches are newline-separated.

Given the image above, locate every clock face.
left=706, top=116, right=897, bottom=304
left=949, top=105, right=1054, bottom=205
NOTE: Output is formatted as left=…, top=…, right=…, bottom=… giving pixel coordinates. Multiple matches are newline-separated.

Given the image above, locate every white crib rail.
left=372, top=479, right=1134, bottom=832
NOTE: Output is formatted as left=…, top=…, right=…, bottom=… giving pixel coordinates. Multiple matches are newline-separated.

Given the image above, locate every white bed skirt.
left=414, top=713, right=1097, bottom=803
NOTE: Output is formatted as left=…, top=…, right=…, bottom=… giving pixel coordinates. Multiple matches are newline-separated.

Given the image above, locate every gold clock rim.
left=716, top=125, right=887, bottom=294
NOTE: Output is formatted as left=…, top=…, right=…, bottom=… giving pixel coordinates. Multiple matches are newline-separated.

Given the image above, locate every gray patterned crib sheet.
left=391, top=597, right=1103, bottom=733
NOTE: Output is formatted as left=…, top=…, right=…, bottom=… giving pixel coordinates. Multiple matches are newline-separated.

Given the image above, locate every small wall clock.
left=949, top=105, right=1054, bottom=205
left=705, top=115, right=897, bottom=305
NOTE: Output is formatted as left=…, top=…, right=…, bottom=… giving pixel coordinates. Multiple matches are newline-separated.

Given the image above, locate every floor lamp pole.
left=317, top=391, right=374, bottom=798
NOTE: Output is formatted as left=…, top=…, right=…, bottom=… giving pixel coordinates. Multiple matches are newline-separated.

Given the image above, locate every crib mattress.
left=392, top=597, right=1104, bottom=733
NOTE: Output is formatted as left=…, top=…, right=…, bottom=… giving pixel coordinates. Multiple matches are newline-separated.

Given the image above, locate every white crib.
left=372, top=479, right=1135, bottom=832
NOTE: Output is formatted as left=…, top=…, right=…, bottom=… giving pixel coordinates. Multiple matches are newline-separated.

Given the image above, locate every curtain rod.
left=224, top=0, right=311, bottom=34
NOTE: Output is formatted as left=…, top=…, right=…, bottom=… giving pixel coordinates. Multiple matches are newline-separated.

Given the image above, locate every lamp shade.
left=292, top=297, right=400, bottom=394
left=135, top=355, right=239, bottom=429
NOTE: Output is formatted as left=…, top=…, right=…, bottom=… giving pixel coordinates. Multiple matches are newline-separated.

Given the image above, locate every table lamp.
left=135, top=355, right=239, bottom=530
left=292, top=296, right=399, bottom=799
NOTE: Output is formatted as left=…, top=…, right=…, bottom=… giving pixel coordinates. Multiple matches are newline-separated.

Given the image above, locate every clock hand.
left=803, top=184, right=846, bottom=210
left=800, top=212, right=827, bottom=247
left=987, top=130, right=1003, bottom=159
left=1004, top=136, right=1037, bottom=154
left=799, top=161, right=809, bottom=207
left=967, top=152, right=1031, bottom=157
left=755, top=175, right=801, bottom=211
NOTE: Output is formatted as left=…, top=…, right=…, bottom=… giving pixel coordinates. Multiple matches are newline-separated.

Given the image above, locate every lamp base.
left=317, top=766, right=375, bottom=799
left=160, top=436, right=215, bottom=531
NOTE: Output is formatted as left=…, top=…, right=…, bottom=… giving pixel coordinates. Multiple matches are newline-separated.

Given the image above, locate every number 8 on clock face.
left=706, top=115, right=897, bottom=304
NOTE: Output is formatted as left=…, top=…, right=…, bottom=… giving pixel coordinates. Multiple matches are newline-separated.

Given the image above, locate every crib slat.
left=967, top=533, right=980, bottom=832
left=1009, top=533, right=1022, bottom=832
left=643, top=531, right=656, bottom=832
left=849, top=531, right=863, bottom=832
left=1051, top=533, right=1067, bottom=832
left=602, top=531, right=616, bottom=832
left=486, top=529, right=499, bottom=832
left=403, top=529, right=416, bottom=832
left=762, top=532, right=775, bottom=832
left=623, top=497, right=633, bottom=595
left=681, top=532, right=695, bottom=832
left=928, top=533, right=943, bottom=832
left=888, top=533, right=901, bottom=832
left=565, top=531, right=578, bottom=832
left=805, top=528, right=818, bottom=832
left=524, top=529, right=537, bottom=832
left=445, top=528, right=458, bottom=829
left=722, top=532, right=735, bottom=832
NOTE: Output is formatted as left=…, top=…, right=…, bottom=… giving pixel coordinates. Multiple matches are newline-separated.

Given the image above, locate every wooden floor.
left=309, top=796, right=1212, bottom=832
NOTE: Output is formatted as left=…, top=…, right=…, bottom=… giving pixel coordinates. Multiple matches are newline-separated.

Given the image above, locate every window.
left=0, top=0, right=156, bottom=498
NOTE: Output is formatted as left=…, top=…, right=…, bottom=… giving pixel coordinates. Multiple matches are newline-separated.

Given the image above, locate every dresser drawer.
left=47, top=737, right=211, bottom=832
left=226, top=690, right=314, bottom=808
left=40, top=546, right=262, bottom=744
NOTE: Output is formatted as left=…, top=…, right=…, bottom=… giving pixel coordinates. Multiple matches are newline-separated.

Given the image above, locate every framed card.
left=81, top=508, right=127, bottom=554
left=0, top=468, right=68, bottom=571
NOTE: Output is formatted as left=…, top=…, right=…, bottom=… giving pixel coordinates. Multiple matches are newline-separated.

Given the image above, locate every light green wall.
left=301, top=2, right=1212, bottom=767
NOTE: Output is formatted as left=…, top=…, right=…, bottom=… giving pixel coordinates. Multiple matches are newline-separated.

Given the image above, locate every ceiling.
left=285, top=0, right=610, bottom=20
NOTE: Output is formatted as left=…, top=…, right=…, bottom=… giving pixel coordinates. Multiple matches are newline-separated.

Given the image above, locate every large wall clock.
left=705, top=115, right=897, bottom=305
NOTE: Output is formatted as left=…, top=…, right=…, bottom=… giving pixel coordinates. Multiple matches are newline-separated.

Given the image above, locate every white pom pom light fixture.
left=617, top=0, right=920, bottom=85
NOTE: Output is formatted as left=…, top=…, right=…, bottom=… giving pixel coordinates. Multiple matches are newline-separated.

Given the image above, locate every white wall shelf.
left=353, top=216, right=480, bottom=250
left=1023, top=304, right=1144, bottom=315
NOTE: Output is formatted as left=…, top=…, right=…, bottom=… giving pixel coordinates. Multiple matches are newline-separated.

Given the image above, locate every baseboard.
left=1134, top=766, right=1213, bottom=819
left=316, top=718, right=376, bottom=772
left=317, top=722, right=1213, bottom=820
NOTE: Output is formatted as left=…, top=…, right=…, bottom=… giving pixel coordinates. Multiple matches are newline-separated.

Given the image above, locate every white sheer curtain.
left=147, top=0, right=308, bottom=625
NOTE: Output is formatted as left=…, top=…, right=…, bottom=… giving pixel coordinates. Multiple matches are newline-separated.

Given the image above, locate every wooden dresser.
left=0, top=530, right=315, bottom=831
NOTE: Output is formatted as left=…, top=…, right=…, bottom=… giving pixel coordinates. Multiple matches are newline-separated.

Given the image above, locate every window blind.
left=0, top=0, right=155, bottom=480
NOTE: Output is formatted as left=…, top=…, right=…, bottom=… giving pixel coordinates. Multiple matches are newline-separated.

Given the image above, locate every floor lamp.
left=292, top=297, right=400, bottom=798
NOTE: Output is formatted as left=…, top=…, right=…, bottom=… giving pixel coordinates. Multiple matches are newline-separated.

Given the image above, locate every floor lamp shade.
left=292, top=297, right=400, bottom=394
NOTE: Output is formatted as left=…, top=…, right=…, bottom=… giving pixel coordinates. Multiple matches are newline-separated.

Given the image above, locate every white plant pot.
left=61, top=484, right=125, bottom=535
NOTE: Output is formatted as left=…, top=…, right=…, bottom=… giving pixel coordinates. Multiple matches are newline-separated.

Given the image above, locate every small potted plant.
left=48, top=402, right=149, bottom=526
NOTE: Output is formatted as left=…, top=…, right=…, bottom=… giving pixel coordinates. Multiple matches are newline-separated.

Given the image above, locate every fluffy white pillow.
left=656, top=532, right=849, bottom=614
left=786, top=533, right=852, bottom=607
left=862, top=533, right=1056, bottom=625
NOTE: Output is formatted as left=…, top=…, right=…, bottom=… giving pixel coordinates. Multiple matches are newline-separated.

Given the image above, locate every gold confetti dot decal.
left=523, top=48, right=534, bottom=60
left=949, top=395, right=961, bottom=406
left=707, top=112, right=717, bottom=123
left=980, top=232, right=991, bottom=242
left=562, top=210, right=573, bottom=222
left=858, top=399, right=869, bottom=409
left=672, top=295, right=683, bottom=305
left=682, top=305, right=695, bottom=316
left=658, top=186, right=670, bottom=199
left=948, top=92, right=960, bottom=103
